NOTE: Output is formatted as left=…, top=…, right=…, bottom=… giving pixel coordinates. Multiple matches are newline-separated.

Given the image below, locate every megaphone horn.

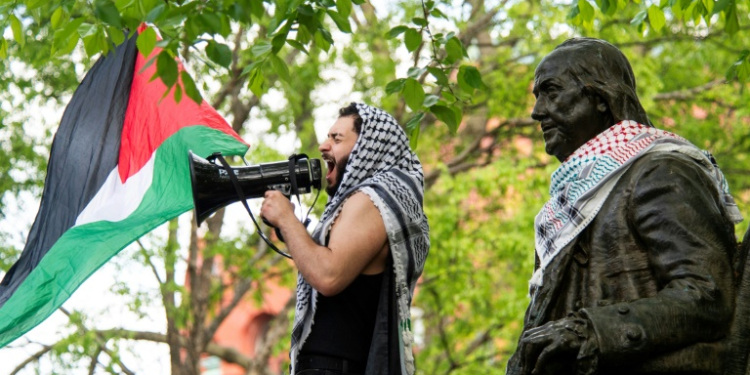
left=188, top=151, right=322, bottom=225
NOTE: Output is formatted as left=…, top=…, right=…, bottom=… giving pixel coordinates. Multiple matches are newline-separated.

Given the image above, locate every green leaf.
left=648, top=5, right=666, bottom=31
left=78, top=23, right=97, bottom=38
left=567, top=4, right=580, bottom=19
left=173, top=82, right=183, bottom=104
left=156, top=50, right=178, bottom=87
left=412, top=17, right=427, bottom=27
left=408, top=120, right=420, bottom=150
left=272, top=31, right=288, bottom=54
left=405, top=112, right=425, bottom=132
left=314, top=29, right=331, bottom=52
left=248, top=67, right=265, bottom=97
left=51, top=7, right=65, bottom=29
left=180, top=71, right=202, bottom=105
left=458, top=65, right=485, bottom=90
left=337, top=0, right=352, bottom=16
left=403, top=78, right=425, bottom=111
left=269, top=54, right=291, bottom=83
left=631, top=9, right=648, bottom=25
left=407, top=66, right=426, bottom=79
left=199, top=12, right=223, bottom=35
left=83, top=27, right=107, bottom=57
left=351, top=0, right=365, bottom=4
left=206, top=40, right=232, bottom=67
left=713, top=0, right=731, bottom=14
left=444, top=37, right=464, bottom=64
left=326, top=10, right=352, bottom=33
left=54, top=32, right=79, bottom=57
left=108, top=26, right=125, bottom=45
left=725, top=6, right=739, bottom=35
left=386, top=26, right=409, bottom=39
left=430, top=9, right=446, bottom=18
left=137, top=26, right=157, bottom=57
left=9, top=14, right=23, bottom=47
left=250, top=40, right=272, bottom=57
left=385, top=78, right=406, bottom=95
left=427, top=67, right=449, bottom=86
left=430, top=105, right=458, bottom=133
left=441, top=91, right=456, bottom=102
left=286, top=39, right=309, bottom=55
left=0, top=39, right=7, bottom=59
left=94, top=0, right=123, bottom=28
left=26, top=0, right=46, bottom=10
left=738, top=58, right=750, bottom=82
left=405, top=29, right=422, bottom=52
left=578, top=0, right=595, bottom=21
left=240, top=60, right=263, bottom=76
left=296, top=24, right=312, bottom=44
left=595, top=0, right=610, bottom=15
left=145, top=3, right=165, bottom=22
left=423, top=94, right=439, bottom=107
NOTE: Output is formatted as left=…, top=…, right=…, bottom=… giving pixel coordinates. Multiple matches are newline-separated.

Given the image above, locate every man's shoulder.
left=338, top=191, right=383, bottom=223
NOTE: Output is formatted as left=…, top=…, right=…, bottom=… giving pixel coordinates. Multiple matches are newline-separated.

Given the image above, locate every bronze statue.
left=507, top=38, right=747, bottom=375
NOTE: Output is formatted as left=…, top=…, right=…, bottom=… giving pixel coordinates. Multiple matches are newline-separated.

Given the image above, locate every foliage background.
left=0, top=0, right=749, bottom=374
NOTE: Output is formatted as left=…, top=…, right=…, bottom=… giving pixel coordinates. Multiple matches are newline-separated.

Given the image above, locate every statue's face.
left=532, top=52, right=610, bottom=162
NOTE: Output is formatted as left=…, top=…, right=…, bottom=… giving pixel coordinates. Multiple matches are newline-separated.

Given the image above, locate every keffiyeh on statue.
left=532, top=120, right=742, bottom=288
left=290, top=103, right=430, bottom=375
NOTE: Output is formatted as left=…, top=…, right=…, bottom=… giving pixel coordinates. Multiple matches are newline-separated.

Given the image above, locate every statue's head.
left=532, top=37, right=651, bottom=161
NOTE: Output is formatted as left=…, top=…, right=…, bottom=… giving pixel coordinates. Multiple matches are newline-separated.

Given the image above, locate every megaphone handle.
left=261, top=217, right=285, bottom=243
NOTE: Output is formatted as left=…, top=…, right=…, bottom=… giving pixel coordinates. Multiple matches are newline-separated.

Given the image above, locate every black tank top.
left=300, top=272, right=383, bottom=363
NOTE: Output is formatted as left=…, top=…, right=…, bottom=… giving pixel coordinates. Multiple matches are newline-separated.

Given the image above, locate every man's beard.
left=325, top=154, right=350, bottom=197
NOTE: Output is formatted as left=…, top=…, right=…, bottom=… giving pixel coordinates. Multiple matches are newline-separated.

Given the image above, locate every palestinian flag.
left=0, top=29, right=248, bottom=348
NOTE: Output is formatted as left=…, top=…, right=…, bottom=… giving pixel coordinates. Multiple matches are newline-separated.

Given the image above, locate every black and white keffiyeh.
left=290, top=103, right=430, bottom=375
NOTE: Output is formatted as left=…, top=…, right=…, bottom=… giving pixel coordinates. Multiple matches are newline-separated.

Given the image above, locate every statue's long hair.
left=554, top=38, right=652, bottom=127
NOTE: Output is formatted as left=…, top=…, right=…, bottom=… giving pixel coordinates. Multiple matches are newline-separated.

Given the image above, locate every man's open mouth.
left=322, top=157, right=335, bottom=179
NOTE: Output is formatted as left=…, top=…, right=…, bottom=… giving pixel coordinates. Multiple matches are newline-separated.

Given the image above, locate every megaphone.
left=189, top=151, right=322, bottom=225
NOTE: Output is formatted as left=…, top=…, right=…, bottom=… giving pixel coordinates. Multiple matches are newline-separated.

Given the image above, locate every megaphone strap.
left=214, top=153, right=293, bottom=259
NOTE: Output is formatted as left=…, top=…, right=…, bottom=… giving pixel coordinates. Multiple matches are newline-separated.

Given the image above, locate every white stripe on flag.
left=74, top=151, right=156, bottom=226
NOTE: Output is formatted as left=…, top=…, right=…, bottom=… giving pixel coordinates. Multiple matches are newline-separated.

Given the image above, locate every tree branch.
left=59, top=308, right=136, bottom=375
left=653, top=79, right=726, bottom=101
left=424, top=117, right=535, bottom=188
left=246, top=295, right=297, bottom=375
left=93, top=329, right=255, bottom=369
left=9, top=344, right=52, bottom=375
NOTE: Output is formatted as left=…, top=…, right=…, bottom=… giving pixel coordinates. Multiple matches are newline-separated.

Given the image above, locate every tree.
left=1, top=0, right=750, bottom=374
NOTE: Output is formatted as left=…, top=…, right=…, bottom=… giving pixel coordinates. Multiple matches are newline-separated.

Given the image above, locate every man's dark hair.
left=553, top=38, right=652, bottom=127
left=338, top=103, right=363, bottom=134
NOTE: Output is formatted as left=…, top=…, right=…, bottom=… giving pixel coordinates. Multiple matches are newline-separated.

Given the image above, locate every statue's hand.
left=520, top=316, right=591, bottom=375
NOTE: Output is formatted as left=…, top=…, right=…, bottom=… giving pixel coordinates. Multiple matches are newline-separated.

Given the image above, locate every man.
left=261, top=103, right=430, bottom=375
left=507, top=38, right=744, bottom=375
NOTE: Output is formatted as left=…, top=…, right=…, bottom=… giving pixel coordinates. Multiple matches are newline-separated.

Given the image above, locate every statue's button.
left=626, top=329, right=642, bottom=341
left=617, top=306, right=630, bottom=314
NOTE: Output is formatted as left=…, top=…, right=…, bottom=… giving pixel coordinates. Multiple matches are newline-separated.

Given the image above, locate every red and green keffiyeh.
left=0, top=29, right=247, bottom=348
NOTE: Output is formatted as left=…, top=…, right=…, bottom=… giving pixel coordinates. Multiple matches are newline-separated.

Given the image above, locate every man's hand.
left=260, top=190, right=295, bottom=228
left=520, top=317, right=590, bottom=375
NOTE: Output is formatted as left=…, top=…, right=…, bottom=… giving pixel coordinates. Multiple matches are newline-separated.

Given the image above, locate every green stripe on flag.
left=0, top=125, right=247, bottom=348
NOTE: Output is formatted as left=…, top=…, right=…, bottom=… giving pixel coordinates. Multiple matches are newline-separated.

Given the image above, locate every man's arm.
left=260, top=190, right=388, bottom=296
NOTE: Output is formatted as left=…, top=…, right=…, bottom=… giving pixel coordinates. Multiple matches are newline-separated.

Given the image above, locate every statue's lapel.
left=526, top=238, right=578, bottom=328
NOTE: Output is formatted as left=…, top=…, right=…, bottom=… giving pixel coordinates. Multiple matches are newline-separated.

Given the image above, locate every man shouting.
left=262, top=103, right=430, bottom=375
